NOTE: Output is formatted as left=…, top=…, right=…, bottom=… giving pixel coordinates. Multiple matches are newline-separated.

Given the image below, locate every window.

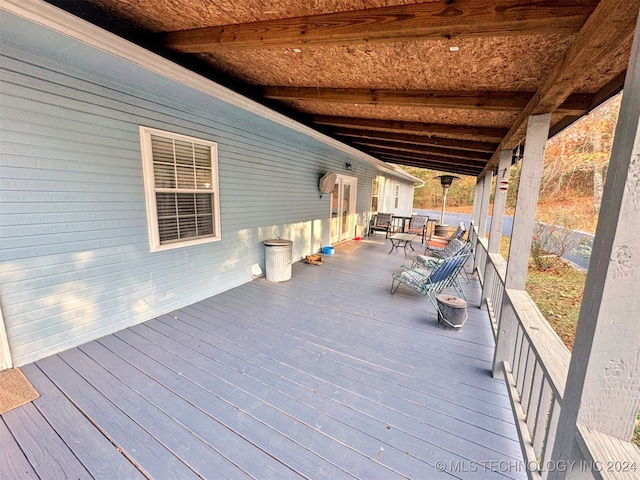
left=371, top=177, right=379, bottom=212
left=394, top=184, right=400, bottom=209
left=140, top=126, right=221, bottom=251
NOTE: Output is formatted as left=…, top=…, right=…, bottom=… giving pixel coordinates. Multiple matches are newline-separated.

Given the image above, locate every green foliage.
left=530, top=218, right=589, bottom=271
left=540, top=94, right=621, bottom=201
left=506, top=164, right=520, bottom=209
left=403, top=167, right=476, bottom=209
left=525, top=259, right=586, bottom=351
left=499, top=236, right=586, bottom=350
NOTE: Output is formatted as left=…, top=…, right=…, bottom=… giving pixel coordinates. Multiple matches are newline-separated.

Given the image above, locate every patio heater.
left=434, top=174, right=460, bottom=226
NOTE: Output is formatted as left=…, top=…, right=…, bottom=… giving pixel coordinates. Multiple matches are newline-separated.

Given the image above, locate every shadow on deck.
left=1, top=237, right=527, bottom=479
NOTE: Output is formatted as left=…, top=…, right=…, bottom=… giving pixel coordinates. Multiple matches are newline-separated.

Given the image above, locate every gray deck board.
left=144, top=311, right=520, bottom=477
left=82, top=335, right=309, bottom=480
left=57, top=346, right=250, bottom=480
left=0, top=417, right=39, bottom=479
left=169, top=302, right=520, bottom=448
left=20, top=363, right=144, bottom=480
left=104, top=326, right=402, bottom=479
left=1, top=238, right=527, bottom=479
left=199, top=292, right=511, bottom=407
left=2, top=402, right=91, bottom=479
left=36, top=355, right=201, bottom=479
left=135, top=319, right=438, bottom=477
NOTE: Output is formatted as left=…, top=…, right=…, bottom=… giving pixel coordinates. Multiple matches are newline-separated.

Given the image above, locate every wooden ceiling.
left=45, top=0, right=639, bottom=177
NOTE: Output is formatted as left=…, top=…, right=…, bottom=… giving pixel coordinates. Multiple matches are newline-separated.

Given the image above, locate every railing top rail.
left=577, top=425, right=640, bottom=480
left=506, top=289, right=571, bottom=404
left=487, top=252, right=507, bottom=280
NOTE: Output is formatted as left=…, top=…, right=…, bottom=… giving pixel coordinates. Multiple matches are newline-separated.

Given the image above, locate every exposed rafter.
left=549, top=71, right=626, bottom=138
left=263, top=87, right=593, bottom=115
left=163, top=0, right=598, bottom=52
left=366, top=146, right=486, bottom=167
left=350, top=138, right=491, bottom=161
left=377, top=154, right=483, bottom=176
left=484, top=0, right=640, bottom=173
left=332, top=127, right=497, bottom=153
left=311, top=116, right=508, bottom=142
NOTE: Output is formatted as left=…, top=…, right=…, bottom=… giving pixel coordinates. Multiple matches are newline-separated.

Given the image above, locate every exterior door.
left=330, top=175, right=357, bottom=244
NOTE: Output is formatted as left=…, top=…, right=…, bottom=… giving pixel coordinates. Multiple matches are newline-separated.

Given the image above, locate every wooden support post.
left=503, top=113, right=551, bottom=291
left=473, top=171, right=493, bottom=274
left=492, top=113, right=551, bottom=378
left=471, top=177, right=482, bottom=234
left=482, top=150, right=513, bottom=311
left=549, top=18, right=640, bottom=479
left=478, top=170, right=493, bottom=237
left=488, top=150, right=513, bottom=254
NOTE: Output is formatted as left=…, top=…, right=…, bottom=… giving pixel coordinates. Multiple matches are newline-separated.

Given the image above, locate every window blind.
left=151, top=135, right=215, bottom=244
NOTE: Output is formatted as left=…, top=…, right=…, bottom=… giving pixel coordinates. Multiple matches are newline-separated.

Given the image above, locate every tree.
left=540, top=93, right=621, bottom=210
left=403, top=167, right=475, bottom=209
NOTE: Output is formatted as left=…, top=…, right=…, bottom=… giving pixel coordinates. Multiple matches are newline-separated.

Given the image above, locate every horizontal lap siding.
left=0, top=35, right=378, bottom=366
left=376, top=177, right=415, bottom=216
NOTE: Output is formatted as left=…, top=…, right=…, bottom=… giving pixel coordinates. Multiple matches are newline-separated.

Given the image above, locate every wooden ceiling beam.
left=484, top=0, right=640, bottom=173
left=377, top=155, right=481, bottom=176
left=332, top=127, right=498, bottom=152
left=163, top=0, right=598, bottom=52
left=263, top=87, right=593, bottom=114
left=365, top=146, right=486, bottom=167
left=348, top=138, right=491, bottom=161
left=311, top=115, right=508, bottom=142
left=549, top=71, right=626, bottom=138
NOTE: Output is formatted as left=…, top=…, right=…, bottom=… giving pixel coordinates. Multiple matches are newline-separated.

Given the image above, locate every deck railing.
left=472, top=227, right=639, bottom=480
left=501, top=290, right=570, bottom=479
left=474, top=228, right=570, bottom=479
left=484, top=253, right=507, bottom=339
left=473, top=235, right=488, bottom=286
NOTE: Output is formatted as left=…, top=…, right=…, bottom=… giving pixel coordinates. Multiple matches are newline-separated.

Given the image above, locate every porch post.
left=492, top=113, right=551, bottom=378
left=471, top=177, right=483, bottom=233
left=477, top=170, right=493, bottom=237
left=487, top=150, right=512, bottom=254
left=549, top=19, right=640, bottom=479
left=481, top=150, right=513, bottom=309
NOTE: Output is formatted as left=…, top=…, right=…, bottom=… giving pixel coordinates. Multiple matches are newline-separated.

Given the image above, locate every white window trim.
left=139, top=126, right=221, bottom=252
left=371, top=177, right=379, bottom=212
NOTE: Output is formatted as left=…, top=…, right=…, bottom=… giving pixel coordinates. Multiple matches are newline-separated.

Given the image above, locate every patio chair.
left=411, top=237, right=466, bottom=270
left=410, top=240, right=472, bottom=298
left=406, top=215, right=429, bottom=243
left=369, top=213, right=393, bottom=237
left=390, top=249, right=472, bottom=307
left=424, top=221, right=466, bottom=252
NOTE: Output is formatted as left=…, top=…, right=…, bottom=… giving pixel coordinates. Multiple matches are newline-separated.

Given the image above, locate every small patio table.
left=389, top=215, right=411, bottom=234
left=388, top=233, right=417, bottom=257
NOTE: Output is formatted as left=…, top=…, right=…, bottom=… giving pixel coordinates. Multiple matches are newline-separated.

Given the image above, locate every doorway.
left=330, top=175, right=357, bottom=244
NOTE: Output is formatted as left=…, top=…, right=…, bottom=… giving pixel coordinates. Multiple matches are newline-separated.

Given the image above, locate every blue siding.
left=0, top=13, right=414, bottom=366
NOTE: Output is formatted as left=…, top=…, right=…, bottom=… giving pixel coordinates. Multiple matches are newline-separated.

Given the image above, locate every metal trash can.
left=436, top=295, right=468, bottom=330
left=264, top=239, right=293, bottom=282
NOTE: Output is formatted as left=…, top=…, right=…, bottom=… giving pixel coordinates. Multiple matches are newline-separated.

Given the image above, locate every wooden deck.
left=1, top=237, right=527, bottom=479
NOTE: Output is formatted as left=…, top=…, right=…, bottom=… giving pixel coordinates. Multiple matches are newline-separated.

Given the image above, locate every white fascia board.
left=1, top=0, right=419, bottom=184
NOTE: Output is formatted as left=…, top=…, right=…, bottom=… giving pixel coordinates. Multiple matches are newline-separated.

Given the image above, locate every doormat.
left=335, top=242, right=361, bottom=253
left=0, top=368, right=39, bottom=414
